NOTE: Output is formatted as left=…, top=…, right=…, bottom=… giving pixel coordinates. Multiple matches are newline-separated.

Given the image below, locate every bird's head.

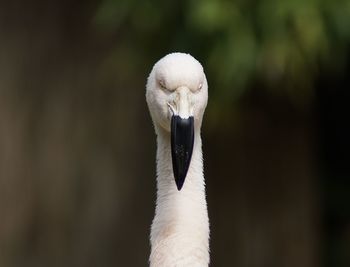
left=146, top=53, right=208, bottom=190
left=146, top=53, right=208, bottom=132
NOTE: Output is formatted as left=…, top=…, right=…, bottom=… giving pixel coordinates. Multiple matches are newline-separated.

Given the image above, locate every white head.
left=146, top=53, right=208, bottom=190
left=146, top=53, right=208, bottom=133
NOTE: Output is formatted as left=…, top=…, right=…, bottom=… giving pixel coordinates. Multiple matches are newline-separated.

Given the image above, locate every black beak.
left=171, top=115, right=194, bottom=190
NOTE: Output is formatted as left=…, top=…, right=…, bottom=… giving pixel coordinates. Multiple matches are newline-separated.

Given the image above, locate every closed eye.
left=158, top=79, right=175, bottom=92
left=190, top=82, right=203, bottom=93
left=158, top=79, right=166, bottom=89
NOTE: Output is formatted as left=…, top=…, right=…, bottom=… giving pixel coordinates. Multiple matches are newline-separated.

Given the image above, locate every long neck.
left=150, top=127, right=209, bottom=267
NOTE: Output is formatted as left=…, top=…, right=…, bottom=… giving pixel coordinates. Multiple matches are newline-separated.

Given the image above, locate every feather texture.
left=146, top=53, right=209, bottom=267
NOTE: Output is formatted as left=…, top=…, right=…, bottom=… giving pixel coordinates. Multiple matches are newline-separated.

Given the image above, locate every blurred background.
left=0, top=0, right=349, bottom=266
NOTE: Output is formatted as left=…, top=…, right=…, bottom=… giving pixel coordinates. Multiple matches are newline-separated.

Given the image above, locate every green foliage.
left=94, top=0, right=350, bottom=107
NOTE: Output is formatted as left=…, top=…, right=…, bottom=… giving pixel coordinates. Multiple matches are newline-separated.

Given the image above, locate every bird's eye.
left=198, top=83, right=203, bottom=90
left=158, top=79, right=166, bottom=89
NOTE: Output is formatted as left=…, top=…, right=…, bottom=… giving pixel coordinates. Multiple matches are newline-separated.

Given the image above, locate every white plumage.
left=146, top=53, right=210, bottom=266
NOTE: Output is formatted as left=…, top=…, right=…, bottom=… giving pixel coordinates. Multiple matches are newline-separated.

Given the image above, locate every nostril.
left=167, top=102, right=177, bottom=115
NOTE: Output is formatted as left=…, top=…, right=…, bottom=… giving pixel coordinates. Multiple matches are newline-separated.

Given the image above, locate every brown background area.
left=0, top=1, right=349, bottom=266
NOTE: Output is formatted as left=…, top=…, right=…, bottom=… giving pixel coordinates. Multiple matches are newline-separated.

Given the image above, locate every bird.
left=146, top=53, right=209, bottom=267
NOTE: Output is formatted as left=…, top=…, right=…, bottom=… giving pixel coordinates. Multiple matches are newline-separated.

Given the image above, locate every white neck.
left=150, top=127, right=210, bottom=267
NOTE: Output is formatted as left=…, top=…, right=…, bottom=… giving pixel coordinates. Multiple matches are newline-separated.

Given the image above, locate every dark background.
left=0, top=0, right=349, bottom=266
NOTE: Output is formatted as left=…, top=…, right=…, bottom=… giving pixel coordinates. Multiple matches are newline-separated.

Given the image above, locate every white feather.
left=146, top=53, right=210, bottom=267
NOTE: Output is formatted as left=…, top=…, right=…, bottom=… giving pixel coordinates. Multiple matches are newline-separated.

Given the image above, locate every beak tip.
left=175, top=177, right=185, bottom=191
